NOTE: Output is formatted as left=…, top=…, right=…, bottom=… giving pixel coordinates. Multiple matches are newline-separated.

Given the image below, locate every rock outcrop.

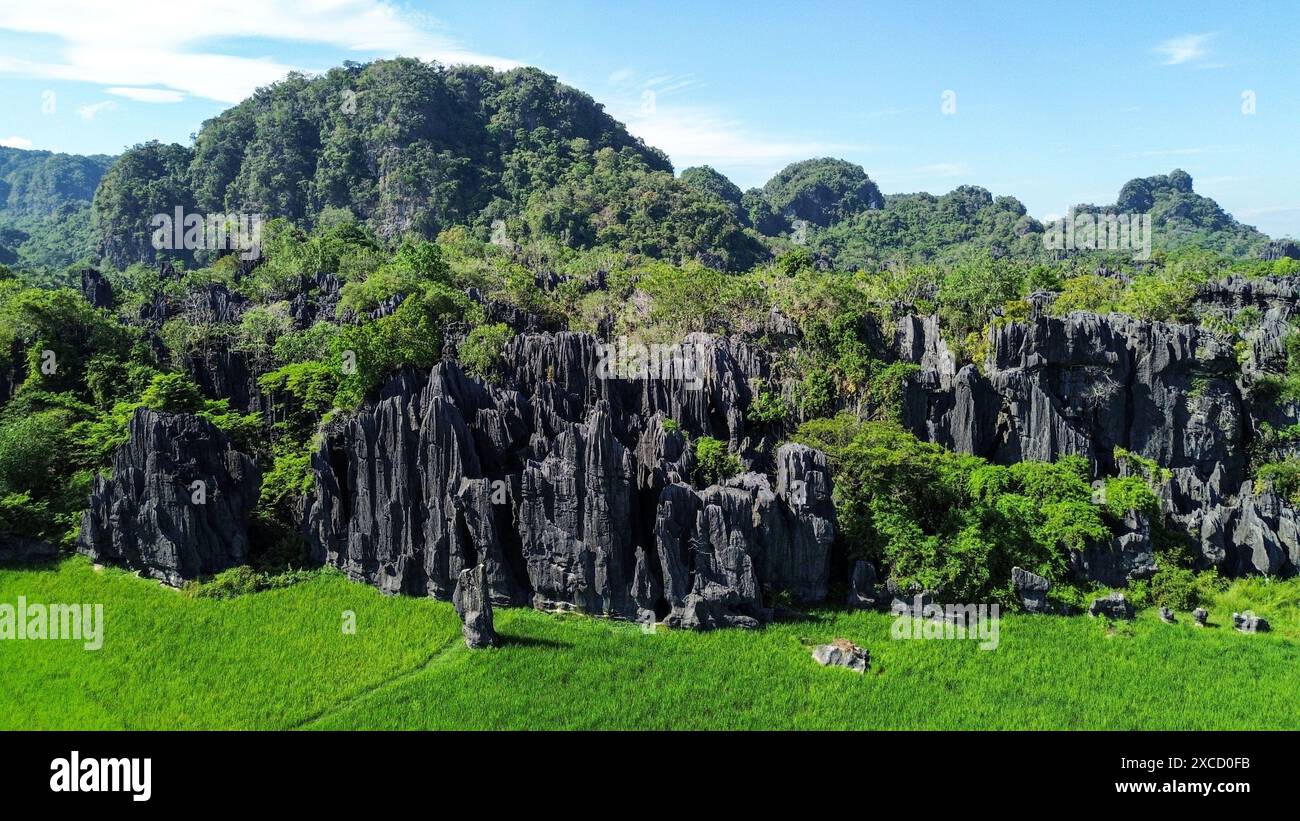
left=77, top=408, right=262, bottom=585
left=1011, top=566, right=1051, bottom=613
left=1233, top=611, right=1270, bottom=633
left=811, top=638, right=869, bottom=673
left=847, top=560, right=883, bottom=610
left=1087, top=593, right=1135, bottom=620
left=303, top=333, right=837, bottom=629
left=453, top=564, right=497, bottom=648
left=896, top=298, right=1300, bottom=582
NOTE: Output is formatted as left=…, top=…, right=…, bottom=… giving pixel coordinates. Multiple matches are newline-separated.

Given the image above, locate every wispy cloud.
left=614, top=100, right=865, bottom=178
left=602, top=68, right=866, bottom=181
left=0, top=0, right=518, bottom=104
left=1155, top=33, right=1216, bottom=66
left=76, top=100, right=116, bottom=120
left=1240, top=206, right=1300, bottom=217
left=0, top=136, right=33, bottom=149
left=107, top=87, right=186, bottom=104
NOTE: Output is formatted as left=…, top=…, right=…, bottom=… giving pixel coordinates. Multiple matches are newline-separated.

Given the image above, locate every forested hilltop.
left=0, top=147, right=113, bottom=275
left=3, top=58, right=1299, bottom=628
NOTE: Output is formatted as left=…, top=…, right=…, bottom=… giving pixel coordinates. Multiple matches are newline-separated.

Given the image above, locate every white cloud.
left=1155, top=33, right=1215, bottom=66
left=76, top=100, right=116, bottom=120
left=597, top=71, right=865, bottom=183
left=607, top=67, right=635, bottom=86
left=0, top=136, right=33, bottom=149
left=615, top=101, right=864, bottom=180
left=0, top=0, right=518, bottom=104
left=106, top=87, right=187, bottom=103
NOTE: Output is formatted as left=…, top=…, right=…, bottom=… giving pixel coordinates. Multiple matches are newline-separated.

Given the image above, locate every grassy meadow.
left=2, top=556, right=1298, bottom=730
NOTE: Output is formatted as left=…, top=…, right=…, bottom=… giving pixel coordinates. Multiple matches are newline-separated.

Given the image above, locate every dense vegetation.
left=90, top=60, right=766, bottom=272
left=0, top=147, right=113, bottom=277
left=0, top=220, right=1284, bottom=608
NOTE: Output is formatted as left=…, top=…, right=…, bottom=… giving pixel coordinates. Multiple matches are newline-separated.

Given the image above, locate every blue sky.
left=1, top=0, right=1296, bottom=237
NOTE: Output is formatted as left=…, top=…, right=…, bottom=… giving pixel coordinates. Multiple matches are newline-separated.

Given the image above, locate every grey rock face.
left=77, top=408, right=262, bottom=585
left=1159, top=606, right=1176, bottom=624
left=1087, top=593, right=1135, bottom=620
left=80, top=267, right=113, bottom=309
left=186, top=348, right=263, bottom=415
left=1069, top=511, right=1158, bottom=587
left=521, top=402, right=637, bottom=617
left=811, top=639, right=869, bottom=673
left=847, top=560, right=883, bottom=610
left=305, top=366, right=522, bottom=604
left=1193, top=484, right=1300, bottom=576
left=894, top=305, right=1300, bottom=583
left=885, top=579, right=936, bottom=616
left=1011, top=566, right=1051, bottom=613
left=288, top=272, right=342, bottom=328
left=1193, top=607, right=1209, bottom=626
left=304, top=335, right=836, bottom=629
left=453, top=564, right=497, bottom=648
left=769, top=444, right=836, bottom=601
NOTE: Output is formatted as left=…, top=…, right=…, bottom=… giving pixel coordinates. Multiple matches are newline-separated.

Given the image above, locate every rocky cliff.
left=73, top=269, right=1300, bottom=618
left=302, top=332, right=835, bottom=627
left=898, top=276, right=1300, bottom=580
left=77, top=408, right=263, bottom=585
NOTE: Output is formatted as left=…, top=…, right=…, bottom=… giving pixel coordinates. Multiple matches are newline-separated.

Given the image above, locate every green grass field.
left=2, top=556, right=1298, bottom=730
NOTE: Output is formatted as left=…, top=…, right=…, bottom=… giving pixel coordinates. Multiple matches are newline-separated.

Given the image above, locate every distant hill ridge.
left=0, top=58, right=1277, bottom=275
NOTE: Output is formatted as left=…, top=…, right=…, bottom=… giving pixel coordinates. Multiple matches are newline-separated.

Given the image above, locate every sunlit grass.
left=3, top=556, right=1298, bottom=730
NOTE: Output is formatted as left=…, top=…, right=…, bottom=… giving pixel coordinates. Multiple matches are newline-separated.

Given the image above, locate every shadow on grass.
left=495, top=634, right=571, bottom=650
left=0, top=556, right=64, bottom=572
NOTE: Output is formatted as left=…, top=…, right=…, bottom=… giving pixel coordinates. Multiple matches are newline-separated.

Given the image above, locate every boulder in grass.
left=453, top=564, right=497, bottom=649
left=1192, top=607, right=1208, bottom=627
left=811, top=638, right=869, bottom=673
left=1158, top=606, right=1176, bottom=624
left=1232, top=611, right=1270, bottom=634
left=1087, top=593, right=1134, bottom=620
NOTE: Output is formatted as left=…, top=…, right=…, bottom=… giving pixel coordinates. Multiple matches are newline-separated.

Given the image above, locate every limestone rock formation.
left=1011, top=566, right=1051, bottom=614
left=303, top=334, right=837, bottom=629
left=1087, top=593, right=1135, bottom=620
left=811, top=638, right=869, bottom=673
left=895, top=299, right=1300, bottom=583
left=453, top=564, right=497, bottom=648
left=1233, top=611, right=1270, bottom=633
left=77, top=408, right=262, bottom=585
left=847, top=560, right=883, bottom=610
